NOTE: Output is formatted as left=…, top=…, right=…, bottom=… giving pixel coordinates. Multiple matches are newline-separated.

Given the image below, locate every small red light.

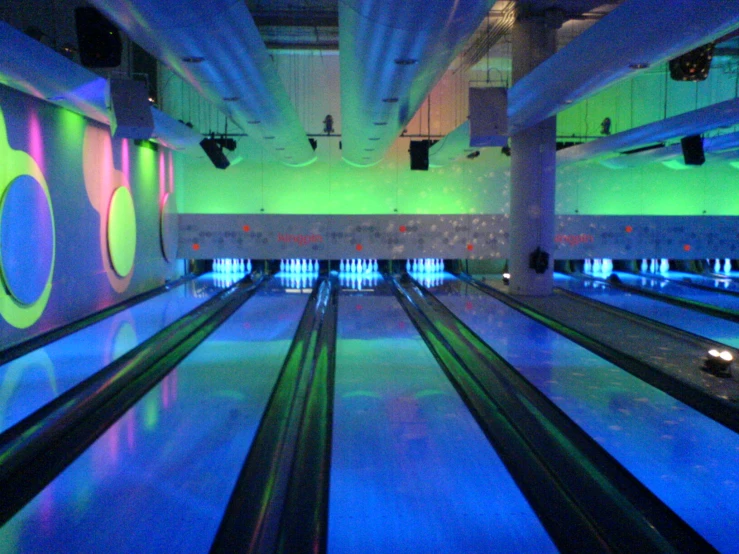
left=192, top=243, right=200, bottom=251
left=356, top=244, right=363, bottom=251
left=243, top=224, right=250, bottom=232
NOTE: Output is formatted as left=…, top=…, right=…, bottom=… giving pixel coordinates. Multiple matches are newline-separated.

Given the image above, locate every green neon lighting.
left=0, top=107, right=55, bottom=329
left=107, top=186, right=137, bottom=277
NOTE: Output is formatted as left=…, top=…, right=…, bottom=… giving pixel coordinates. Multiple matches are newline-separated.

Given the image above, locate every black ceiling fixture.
left=669, top=43, right=715, bottom=81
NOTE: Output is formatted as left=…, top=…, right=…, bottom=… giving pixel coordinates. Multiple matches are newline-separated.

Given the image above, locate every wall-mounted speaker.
left=75, top=7, right=122, bottom=68
left=107, top=79, right=154, bottom=139
left=200, top=138, right=230, bottom=169
left=681, top=135, right=705, bottom=166
left=409, top=140, right=431, bottom=170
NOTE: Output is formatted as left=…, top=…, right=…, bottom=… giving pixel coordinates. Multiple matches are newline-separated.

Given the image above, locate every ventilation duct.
left=339, top=0, right=494, bottom=167
left=88, top=0, right=316, bottom=166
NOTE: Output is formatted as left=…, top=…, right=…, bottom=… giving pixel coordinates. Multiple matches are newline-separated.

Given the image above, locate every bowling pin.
left=715, top=258, right=721, bottom=273
left=725, top=258, right=732, bottom=274
left=660, top=258, right=669, bottom=274
left=593, top=258, right=601, bottom=274
left=640, top=259, right=647, bottom=273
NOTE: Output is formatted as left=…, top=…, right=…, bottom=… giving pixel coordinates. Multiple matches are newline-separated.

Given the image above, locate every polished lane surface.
left=0, top=276, right=311, bottom=553
left=328, top=276, right=556, bottom=554
left=557, top=273, right=739, bottom=347
left=0, top=275, right=225, bottom=434
left=433, top=274, right=739, bottom=553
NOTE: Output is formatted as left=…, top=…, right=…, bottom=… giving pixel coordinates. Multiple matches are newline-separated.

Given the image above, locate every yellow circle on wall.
left=107, top=186, right=136, bottom=277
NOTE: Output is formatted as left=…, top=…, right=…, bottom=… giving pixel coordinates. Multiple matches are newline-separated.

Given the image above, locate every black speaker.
left=669, top=43, right=714, bottom=82
left=529, top=247, right=549, bottom=274
left=75, top=7, right=122, bottom=68
left=681, top=135, right=705, bottom=166
left=200, top=138, right=230, bottom=169
left=409, top=140, right=430, bottom=171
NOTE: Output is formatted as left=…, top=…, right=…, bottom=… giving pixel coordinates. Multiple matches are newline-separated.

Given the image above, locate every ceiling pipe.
left=339, top=0, right=494, bottom=167
left=509, top=0, right=739, bottom=134
left=557, top=98, right=739, bottom=166
left=428, top=121, right=474, bottom=167
left=598, top=130, right=739, bottom=170
left=87, top=0, right=316, bottom=166
left=0, top=22, right=201, bottom=153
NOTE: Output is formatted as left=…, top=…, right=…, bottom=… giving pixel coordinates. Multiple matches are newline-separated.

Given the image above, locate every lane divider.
left=390, top=273, right=715, bottom=553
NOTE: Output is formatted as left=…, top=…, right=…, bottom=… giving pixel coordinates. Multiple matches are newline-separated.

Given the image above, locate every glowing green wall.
left=178, top=57, right=739, bottom=217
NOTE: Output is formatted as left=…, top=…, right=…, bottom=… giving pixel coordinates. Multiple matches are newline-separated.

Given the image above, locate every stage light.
left=702, top=348, right=733, bottom=377
left=200, top=135, right=229, bottom=169
left=502, top=272, right=510, bottom=285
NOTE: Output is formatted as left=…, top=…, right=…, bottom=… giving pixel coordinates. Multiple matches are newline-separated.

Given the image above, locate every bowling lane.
left=556, top=273, right=739, bottom=347
left=0, top=277, right=310, bottom=553
left=662, top=270, right=739, bottom=293
left=0, top=275, right=226, bottom=433
left=433, top=274, right=739, bottom=552
left=328, top=277, right=556, bottom=554
left=613, top=271, right=739, bottom=312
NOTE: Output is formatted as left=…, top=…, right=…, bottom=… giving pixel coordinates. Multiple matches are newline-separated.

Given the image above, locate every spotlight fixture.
left=502, top=272, right=510, bottom=285
left=702, top=348, right=733, bottom=377
left=323, top=114, right=334, bottom=134
left=600, top=117, right=612, bottom=135
left=200, top=134, right=229, bottom=169
left=501, top=145, right=511, bottom=156
left=309, top=138, right=318, bottom=151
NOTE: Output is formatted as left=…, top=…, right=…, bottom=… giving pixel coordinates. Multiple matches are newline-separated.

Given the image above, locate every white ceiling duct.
left=558, top=98, right=739, bottom=166
left=87, top=0, right=316, bottom=167
left=509, top=0, right=739, bottom=134
left=0, top=22, right=200, bottom=153
left=339, top=0, right=495, bottom=167
left=428, top=121, right=474, bottom=167
left=598, top=131, right=739, bottom=169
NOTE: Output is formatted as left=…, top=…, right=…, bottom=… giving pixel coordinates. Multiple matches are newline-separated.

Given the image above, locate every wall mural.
left=0, top=107, right=55, bottom=329
left=82, top=126, right=136, bottom=292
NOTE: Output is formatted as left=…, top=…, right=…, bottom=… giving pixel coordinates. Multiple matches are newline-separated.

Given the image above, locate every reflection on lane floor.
left=329, top=279, right=556, bottom=554
left=0, top=278, right=309, bottom=554
left=431, top=274, right=739, bottom=553
left=0, top=275, right=223, bottom=434
left=556, top=273, right=739, bottom=347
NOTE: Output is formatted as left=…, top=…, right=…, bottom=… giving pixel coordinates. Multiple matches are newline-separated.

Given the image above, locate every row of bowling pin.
left=583, top=258, right=613, bottom=275
left=707, top=258, right=732, bottom=274
left=407, top=258, right=444, bottom=274
left=278, top=273, right=314, bottom=289
left=640, top=258, right=670, bottom=274
left=339, top=273, right=379, bottom=290
left=415, top=275, right=444, bottom=288
left=339, top=259, right=378, bottom=274
left=214, top=258, right=251, bottom=274
left=214, top=275, right=240, bottom=288
left=280, top=259, right=320, bottom=274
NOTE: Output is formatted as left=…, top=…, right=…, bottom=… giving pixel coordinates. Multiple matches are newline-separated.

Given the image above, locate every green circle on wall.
left=107, top=187, right=136, bottom=277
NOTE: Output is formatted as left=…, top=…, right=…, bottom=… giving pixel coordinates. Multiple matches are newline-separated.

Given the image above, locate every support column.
left=508, top=10, right=561, bottom=296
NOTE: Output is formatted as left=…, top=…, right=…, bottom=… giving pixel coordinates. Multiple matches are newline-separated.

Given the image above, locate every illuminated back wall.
left=175, top=54, right=739, bottom=217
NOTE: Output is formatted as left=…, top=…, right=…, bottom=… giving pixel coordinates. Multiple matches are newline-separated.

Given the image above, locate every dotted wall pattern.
left=179, top=214, right=739, bottom=260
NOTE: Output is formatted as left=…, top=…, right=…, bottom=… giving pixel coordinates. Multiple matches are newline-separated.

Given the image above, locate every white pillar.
left=508, top=10, right=561, bottom=296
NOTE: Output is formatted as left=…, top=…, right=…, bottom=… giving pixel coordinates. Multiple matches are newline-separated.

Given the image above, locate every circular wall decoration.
left=0, top=175, right=54, bottom=306
left=159, top=192, right=178, bottom=262
left=107, top=186, right=137, bottom=278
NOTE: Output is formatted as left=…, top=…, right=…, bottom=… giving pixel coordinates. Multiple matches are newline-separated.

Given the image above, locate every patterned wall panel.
left=180, top=213, right=739, bottom=260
